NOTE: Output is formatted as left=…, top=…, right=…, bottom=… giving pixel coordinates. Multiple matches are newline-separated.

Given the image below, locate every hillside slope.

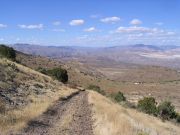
left=0, top=53, right=179, bottom=135
left=15, top=51, right=180, bottom=112
left=16, top=91, right=93, bottom=135
left=0, top=58, right=79, bottom=134
left=88, top=91, right=180, bottom=135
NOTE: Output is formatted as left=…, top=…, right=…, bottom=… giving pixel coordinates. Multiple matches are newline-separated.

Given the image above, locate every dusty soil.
left=16, top=91, right=93, bottom=135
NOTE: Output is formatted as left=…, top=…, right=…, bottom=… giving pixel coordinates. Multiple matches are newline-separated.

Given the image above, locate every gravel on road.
left=16, top=91, right=93, bottom=135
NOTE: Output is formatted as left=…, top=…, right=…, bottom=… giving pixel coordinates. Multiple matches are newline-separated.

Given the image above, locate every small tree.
left=137, top=97, right=157, bottom=115
left=87, top=85, right=105, bottom=95
left=0, top=45, right=16, bottom=60
left=157, top=101, right=176, bottom=120
left=48, top=68, right=68, bottom=83
left=36, top=67, right=47, bottom=74
left=112, top=91, right=126, bottom=102
left=36, top=67, right=68, bottom=83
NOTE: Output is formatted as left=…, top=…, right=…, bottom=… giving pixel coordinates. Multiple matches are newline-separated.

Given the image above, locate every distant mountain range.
left=9, top=43, right=180, bottom=69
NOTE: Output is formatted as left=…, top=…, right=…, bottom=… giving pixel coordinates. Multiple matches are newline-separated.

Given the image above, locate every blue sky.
left=0, top=0, right=180, bottom=46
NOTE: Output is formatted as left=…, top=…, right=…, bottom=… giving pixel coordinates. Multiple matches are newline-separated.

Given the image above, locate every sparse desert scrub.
left=157, top=101, right=177, bottom=120
left=0, top=58, right=79, bottom=134
left=137, top=97, right=157, bottom=115
left=0, top=85, right=79, bottom=134
left=36, top=67, right=68, bottom=83
left=111, top=91, right=126, bottom=103
left=87, top=84, right=105, bottom=95
left=0, top=45, right=16, bottom=61
left=46, top=67, right=68, bottom=83
left=14, top=49, right=180, bottom=112
left=88, top=90, right=180, bottom=135
left=137, top=96, right=179, bottom=122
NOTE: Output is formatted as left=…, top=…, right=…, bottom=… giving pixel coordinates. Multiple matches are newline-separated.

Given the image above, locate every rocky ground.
left=16, top=91, right=93, bottom=135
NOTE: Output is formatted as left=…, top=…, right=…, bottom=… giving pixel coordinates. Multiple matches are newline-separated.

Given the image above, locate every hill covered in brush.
left=0, top=45, right=179, bottom=135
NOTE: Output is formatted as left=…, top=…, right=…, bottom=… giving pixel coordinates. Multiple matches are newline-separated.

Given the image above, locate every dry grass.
left=15, top=52, right=180, bottom=111
left=88, top=90, right=180, bottom=135
left=0, top=58, right=79, bottom=134
left=0, top=87, right=78, bottom=134
left=15, top=50, right=180, bottom=113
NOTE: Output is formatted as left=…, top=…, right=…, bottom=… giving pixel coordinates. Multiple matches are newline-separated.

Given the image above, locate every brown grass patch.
left=0, top=58, right=79, bottom=134
left=88, top=91, right=180, bottom=135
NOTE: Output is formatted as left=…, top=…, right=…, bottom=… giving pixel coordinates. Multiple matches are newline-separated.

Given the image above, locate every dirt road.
left=17, top=91, right=93, bottom=135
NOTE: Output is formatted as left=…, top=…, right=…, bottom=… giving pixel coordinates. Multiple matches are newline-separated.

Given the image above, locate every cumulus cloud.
left=112, top=26, right=177, bottom=41
left=100, top=16, right=120, bottom=23
left=69, top=19, right=84, bottom=26
left=115, top=26, right=152, bottom=33
left=0, top=38, right=4, bottom=41
left=52, top=28, right=65, bottom=32
left=52, top=21, right=61, bottom=26
left=130, top=19, right=142, bottom=25
left=84, top=27, right=97, bottom=32
left=18, top=24, right=43, bottom=29
left=0, top=24, right=7, bottom=28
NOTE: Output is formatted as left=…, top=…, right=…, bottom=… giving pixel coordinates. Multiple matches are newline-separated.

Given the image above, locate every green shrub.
left=87, top=85, right=105, bottom=95
left=111, top=91, right=126, bottom=102
left=0, top=45, right=16, bottom=60
left=47, top=68, right=68, bottom=83
left=87, top=85, right=100, bottom=91
left=37, top=67, right=68, bottom=83
left=137, top=97, right=157, bottom=115
left=157, top=101, right=176, bottom=120
left=176, top=114, right=180, bottom=123
left=36, top=67, right=47, bottom=74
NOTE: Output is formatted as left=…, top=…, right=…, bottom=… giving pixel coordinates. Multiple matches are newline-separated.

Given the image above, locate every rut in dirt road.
left=16, top=91, right=94, bottom=135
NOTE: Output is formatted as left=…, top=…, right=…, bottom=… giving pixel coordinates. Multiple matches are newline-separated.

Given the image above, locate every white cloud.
left=167, top=31, right=175, bottom=35
left=84, top=27, right=97, bottom=32
left=52, top=29, right=65, bottom=32
left=59, top=29, right=180, bottom=46
left=155, top=22, right=163, bottom=26
left=100, top=16, right=120, bottom=23
left=69, top=19, right=84, bottom=26
left=0, top=38, right=4, bottom=41
left=115, top=26, right=153, bottom=33
left=130, top=19, right=142, bottom=25
left=52, top=21, right=61, bottom=26
left=18, top=24, right=43, bottom=29
left=113, top=26, right=171, bottom=35
left=112, top=26, right=177, bottom=40
left=0, top=24, right=7, bottom=28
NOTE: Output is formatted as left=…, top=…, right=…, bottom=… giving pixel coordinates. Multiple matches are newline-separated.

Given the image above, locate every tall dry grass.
left=88, top=91, right=180, bottom=135
left=0, top=58, right=79, bottom=134
left=0, top=86, right=78, bottom=134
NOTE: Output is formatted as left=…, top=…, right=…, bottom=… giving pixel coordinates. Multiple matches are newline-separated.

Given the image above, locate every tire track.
left=16, top=91, right=93, bottom=135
